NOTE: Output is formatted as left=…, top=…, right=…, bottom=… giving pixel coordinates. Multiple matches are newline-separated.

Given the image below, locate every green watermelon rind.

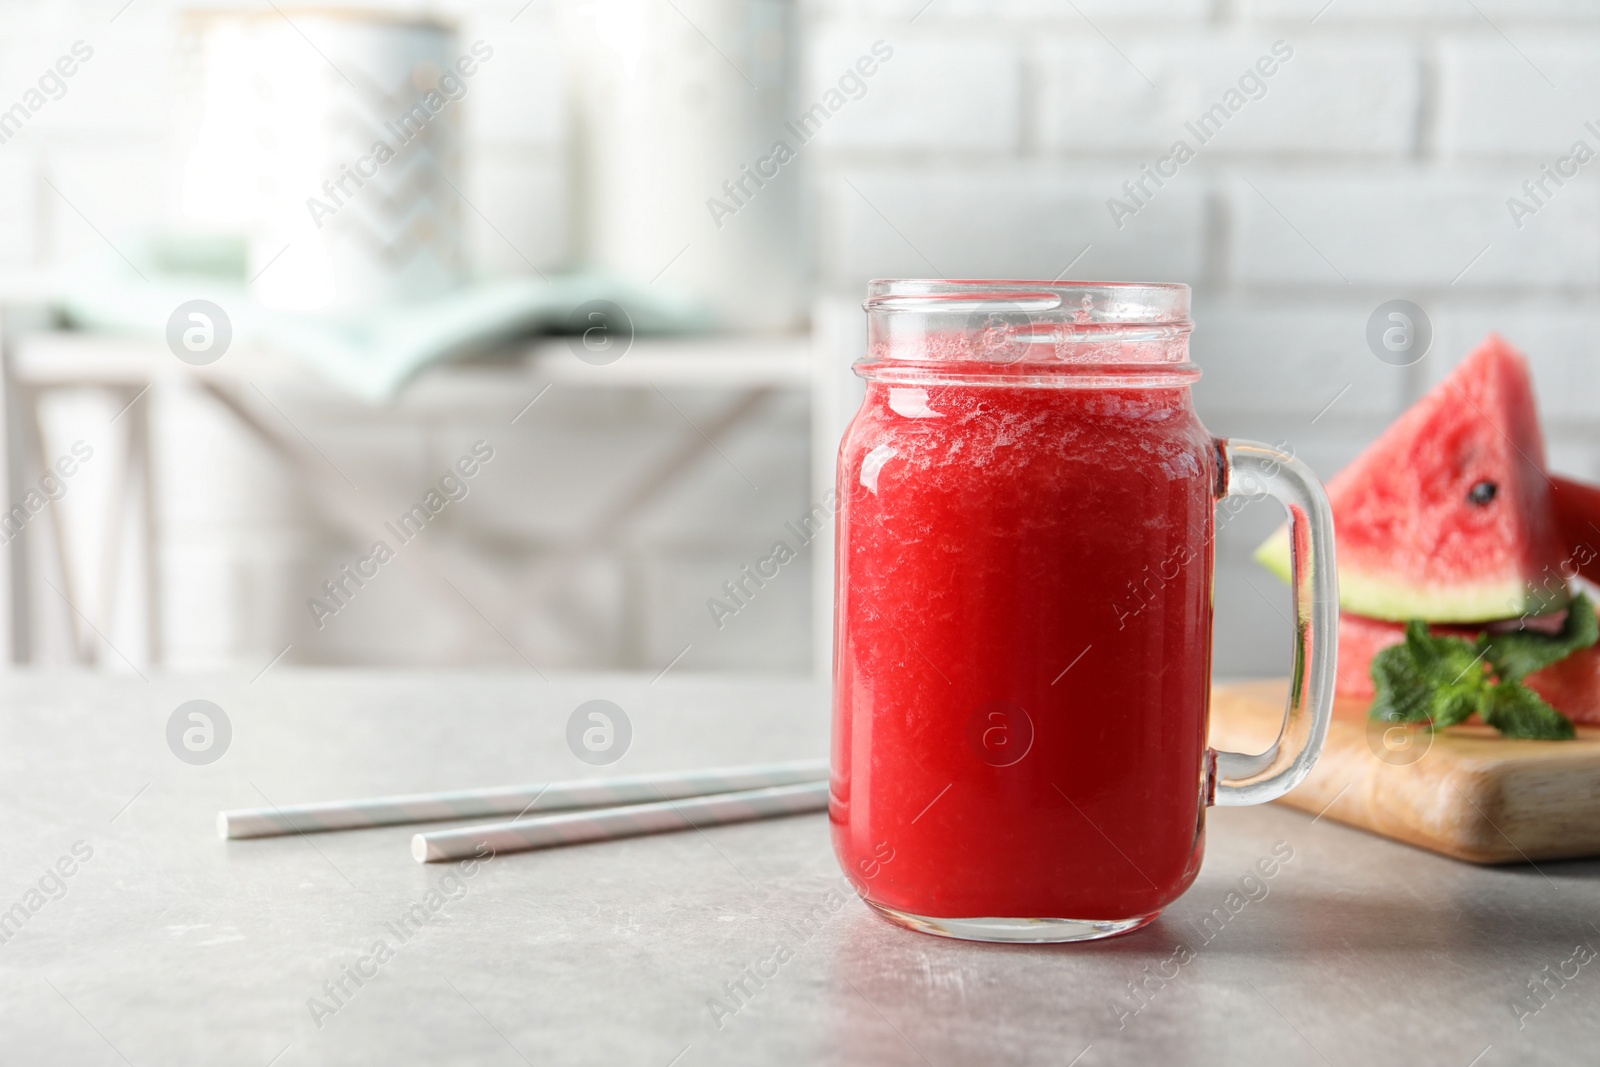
left=1254, top=526, right=1570, bottom=623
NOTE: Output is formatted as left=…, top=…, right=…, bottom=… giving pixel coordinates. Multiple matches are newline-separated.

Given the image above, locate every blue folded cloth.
left=58, top=235, right=715, bottom=402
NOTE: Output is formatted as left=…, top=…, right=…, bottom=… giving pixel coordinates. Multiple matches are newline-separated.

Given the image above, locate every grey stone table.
left=2, top=671, right=1597, bottom=1066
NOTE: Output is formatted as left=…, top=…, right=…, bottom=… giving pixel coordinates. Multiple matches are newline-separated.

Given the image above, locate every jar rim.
left=863, top=278, right=1191, bottom=326
left=859, top=278, right=1195, bottom=383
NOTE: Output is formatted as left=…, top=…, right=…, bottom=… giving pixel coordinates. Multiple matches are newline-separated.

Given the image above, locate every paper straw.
left=217, top=759, right=828, bottom=840
left=410, top=780, right=830, bottom=863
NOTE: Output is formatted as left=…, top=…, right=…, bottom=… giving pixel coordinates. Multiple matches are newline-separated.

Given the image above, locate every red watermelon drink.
left=830, top=280, right=1339, bottom=942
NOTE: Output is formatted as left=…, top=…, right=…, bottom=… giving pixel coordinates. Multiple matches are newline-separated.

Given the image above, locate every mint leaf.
left=1429, top=679, right=1485, bottom=729
left=1369, top=638, right=1435, bottom=724
left=1370, top=622, right=1488, bottom=727
left=1366, top=611, right=1583, bottom=740
left=1479, top=593, right=1599, bottom=681
left=1479, top=681, right=1576, bottom=740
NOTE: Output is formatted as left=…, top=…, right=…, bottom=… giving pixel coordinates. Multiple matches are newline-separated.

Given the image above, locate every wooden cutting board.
left=1209, top=680, right=1600, bottom=863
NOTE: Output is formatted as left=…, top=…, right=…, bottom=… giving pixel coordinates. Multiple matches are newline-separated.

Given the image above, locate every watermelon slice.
left=1334, top=606, right=1600, bottom=725
left=1257, top=334, right=1570, bottom=622
left=1550, top=474, right=1600, bottom=587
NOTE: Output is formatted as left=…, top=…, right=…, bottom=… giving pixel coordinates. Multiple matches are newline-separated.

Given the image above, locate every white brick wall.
left=1241, top=1, right=1600, bottom=23
left=832, top=0, right=1213, bottom=22
left=803, top=34, right=1021, bottom=153
left=1034, top=38, right=1419, bottom=156
left=824, top=166, right=1208, bottom=287
left=1230, top=171, right=1600, bottom=288
left=1438, top=41, right=1600, bottom=158
left=1188, top=298, right=1409, bottom=420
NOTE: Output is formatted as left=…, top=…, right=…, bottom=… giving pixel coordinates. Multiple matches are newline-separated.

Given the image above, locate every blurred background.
left=0, top=0, right=1596, bottom=680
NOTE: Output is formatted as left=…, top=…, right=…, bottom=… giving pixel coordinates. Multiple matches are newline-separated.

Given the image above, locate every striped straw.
left=217, top=759, right=828, bottom=840
left=411, top=780, right=830, bottom=863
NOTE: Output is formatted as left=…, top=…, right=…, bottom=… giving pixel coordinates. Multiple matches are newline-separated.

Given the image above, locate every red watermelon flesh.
left=1523, top=634, right=1600, bottom=725
left=1257, top=334, right=1569, bottom=622
left=1550, top=474, right=1600, bottom=587
left=1335, top=608, right=1600, bottom=725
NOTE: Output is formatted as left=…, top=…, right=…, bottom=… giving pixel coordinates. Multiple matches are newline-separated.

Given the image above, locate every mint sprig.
left=1480, top=596, right=1599, bottom=680
left=1369, top=593, right=1596, bottom=740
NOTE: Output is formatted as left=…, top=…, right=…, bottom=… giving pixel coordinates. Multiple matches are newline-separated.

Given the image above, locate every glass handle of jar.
left=1209, top=438, right=1339, bottom=807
